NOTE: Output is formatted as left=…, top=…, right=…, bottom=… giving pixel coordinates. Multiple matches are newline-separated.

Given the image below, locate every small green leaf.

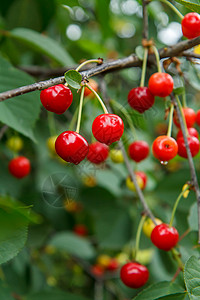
left=188, top=202, right=198, bottom=231
left=173, top=0, right=200, bottom=13
left=133, top=281, right=184, bottom=300
left=48, top=232, right=95, bottom=259
left=157, top=293, right=189, bottom=300
left=135, top=45, right=145, bottom=60
left=184, top=255, right=200, bottom=300
left=173, top=87, right=185, bottom=95
left=64, top=70, right=82, bottom=89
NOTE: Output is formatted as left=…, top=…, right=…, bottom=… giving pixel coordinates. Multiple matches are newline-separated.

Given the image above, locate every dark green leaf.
left=64, top=70, right=82, bottom=89
left=188, top=202, right=198, bottom=231
left=173, top=0, right=200, bottom=13
left=173, top=87, right=185, bottom=96
left=95, top=0, right=112, bottom=38
left=157, top=293, right=189, bottom=300
left=133, top=281, right=184, bottom=300
left=27, top=290, right=90, bottom=300
left=184, top=255, right=200, bottom=300
left=0, top=281, right=15, bottom=300
left=48, top=232, right=95, bottom=259
left=9, top=28, right=74, bottom=66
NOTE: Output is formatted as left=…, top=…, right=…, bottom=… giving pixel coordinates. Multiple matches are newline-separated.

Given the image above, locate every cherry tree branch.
left=172, top=95, right=200, bottom=243
left=0, top=36, right=200, bottom=102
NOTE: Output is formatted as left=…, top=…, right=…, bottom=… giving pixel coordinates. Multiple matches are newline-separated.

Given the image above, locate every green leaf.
left=95, top=0, right=112, bottom=38
left=173, top=0, right=200, bottom=13
left=173, top=87, right=185, bottom=96
left=184, top=255, right=200, bottom=300
left=133, top=281, right=184, bottom=300
left=188, top=202, right=198, bottom=231
left=0, top=281, right=15, bottom=300
left=64, top=70, right=82, bottom=89
left=48, top=232, right=95, bottom=259
left=0, top=55, right=40, bottom=141
left=135, top=46, right=145, bottom=60
left=157, top=293, right=189, bottom=300
left=26, top=290, right=90, bottom=300
left=9, top=27, right=74, bottom=66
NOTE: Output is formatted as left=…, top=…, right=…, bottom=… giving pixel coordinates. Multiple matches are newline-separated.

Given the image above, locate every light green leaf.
left=188, top=202, right=198, bottom=231
left=9, top=27, right=74, bottom=66
left=135, top=46, right=145, bottom=60
left=173, top=0, right=200, bottom=13
left=133, top=281, right=184, bottom=300
left=64, top=70, right=82, bottom=89
left=48, top=232, right=95, bottom=259
left=184, top=255, right=200, bottom=300
left=0, top=55, right=40, bottom=141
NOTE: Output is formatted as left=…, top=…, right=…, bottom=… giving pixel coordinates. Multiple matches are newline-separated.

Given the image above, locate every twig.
left=1, top=36, right=200, bottom=101
left=172, top=95, right=200, bottom=243
left=142, top=0, right=149, bottom=40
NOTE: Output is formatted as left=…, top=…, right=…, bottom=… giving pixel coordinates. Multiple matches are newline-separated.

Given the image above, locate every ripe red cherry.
left=87, top=142, right=109, bottom=164
left=127, top=87, right=155, bottom=113
left=40, top=84, right=73, bottom=114
left=55, top=131, right=89, bottom=164
left=73, top=224, right=88, bottom=236
left=196, top=110, right=200, bottom=126
left=177, top=136, right=200, bottom=158
left=91, top=264, right=104, bottom=277
left=152, top=135, right=178, bottom=162
left=128, top=140, right=149, bottom=162
left=148, top=73, right=174, bottom=97
left=107, top=258, right=119, bottom=272
left=173, top=107, right=196, bottom=128
left=181, top=13, right=200, bottom=39
left=151, top=223, right=179, bottom=251
left=176, top=127, right=199, bottom=140
left=120, top=262, right=149, bottom=288
left=92, top=114, right=124, bottom=145
left=9, top=156, right=31, bottom=179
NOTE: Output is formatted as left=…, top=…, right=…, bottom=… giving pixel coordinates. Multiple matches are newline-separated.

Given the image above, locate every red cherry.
left=152, top=135, right=178, bottom=162
left=173, top=107, right=196, bottom=128
left=136, top=171, right=147, bottom=189
left=40, top=84, right=73, bottom=114
left=181, top=13, right=200, bottom=39
left=128, top=140, right=149, bottom=162
left=127, top=87, right=155, bottom=113
left=91, top=264, right=104, bottom=277
left=73, top=224, right=88, bottom=236
left=107, top=258, right=119, bottom=271
left=196, top=110, right=200, bottom=126
left=55, top=131, right=89, bottom=164
left=176, top=127, right=199, bottom=140
left=177, top=136, right=200, bottom=158
left=87, top=142, right=109, bottom=164
left=151, top=223, right=179, bottom=251
left=92, top=114, right=124, bottom=145
left=9, top=156, right=31, bottom=179
left=120, top=262, right=149, bottom=288
left=148, top=73, right=174, bottom=97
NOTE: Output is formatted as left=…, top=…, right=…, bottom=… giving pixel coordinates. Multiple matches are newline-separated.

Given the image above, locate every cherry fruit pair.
left=55, top=114, right=124, bottom=164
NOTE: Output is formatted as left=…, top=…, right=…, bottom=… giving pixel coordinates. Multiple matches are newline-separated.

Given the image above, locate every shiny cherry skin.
left=9, top=156, right=31, bottom=179
left=128, top=140, right=149, bottom=162
left=152, top=135, right=178, bottom=162
left=173, top=107, right=196, bottom=128
left=196, top=110, right=200, bottom=126
left=148, top=72, right=174, bottom=97
left=40, top=84, right=73, bottom=114
left=177, top=136, right=200, bottom=158
left=176, top=127, right=199, bottom=140
left=151, top=223, right=179, bottom=251
left=92, top=114, right=124, bottom=145
left=87, top=142, right=109, bottom=164
left=120, top=262, right=149, bottom=288
left=55, top=131, right=89, bottom=164
left=73, top=224, right=88, bottom=236
left=128, top=87, right=155, bottom=113
left=181, top=13, right=200, bottom=39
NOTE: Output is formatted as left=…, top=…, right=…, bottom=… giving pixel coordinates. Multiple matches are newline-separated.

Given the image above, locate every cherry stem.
left=134, top=215, right=146, bottom=261
left=152, top=45, right=162, bottom=73
left=69, top=97, right=90, bottom=131
left=110, top=99, right=138, bottom=140
left=76, top=86, right=85, bottom=134
left=171, top=248, right=184, bottom=270
left=182, top=92, right=187, bottom=108
left=47, top=111, right=57, bottom=136
left=76, top=59, right=102, bottom=72
left=85, top=83, right=108, bottom=114
left=140, top=48, right=148, bottom=87
left=155, top=0, right=184, bottom=20
left=169, top=185, right=190, bottom=227
left=175, top=95, right=189, bottom=137
left=167, top=103, right=174, bottom=137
